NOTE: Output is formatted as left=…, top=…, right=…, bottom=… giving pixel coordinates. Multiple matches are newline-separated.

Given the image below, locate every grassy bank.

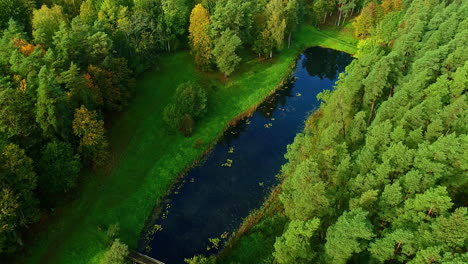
left=22, top=25, right=356, bottom=264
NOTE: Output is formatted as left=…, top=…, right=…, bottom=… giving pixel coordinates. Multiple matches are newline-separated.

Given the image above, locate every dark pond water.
left=139, top=47, right=353, bottom=264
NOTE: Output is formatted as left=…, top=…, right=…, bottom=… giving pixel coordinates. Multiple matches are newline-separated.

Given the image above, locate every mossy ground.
left=22, top=24, right=356, bottom=264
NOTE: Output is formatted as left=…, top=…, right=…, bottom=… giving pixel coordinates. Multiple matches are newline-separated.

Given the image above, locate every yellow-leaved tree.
left=352, top=2, right=379, bottom=39
left=72, top=105, right=108, bottom=168
left=189, top=4, right=213, bottom=70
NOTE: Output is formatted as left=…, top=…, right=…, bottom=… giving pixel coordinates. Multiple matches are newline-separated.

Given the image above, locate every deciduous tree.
left=189, top=4, right=213, bottom=70
left=212, top=29, right=242, bottom=77
left=0, top=143, right=38, bottom=254
left=38, top=141, right=81, bottom=195
left=32, top=5, right=67, bottom=46
left=72, top=105, right=108, bottom=167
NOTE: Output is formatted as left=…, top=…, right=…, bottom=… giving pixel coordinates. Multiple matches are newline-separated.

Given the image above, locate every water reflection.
left=302, top=47, right=352, bottom=80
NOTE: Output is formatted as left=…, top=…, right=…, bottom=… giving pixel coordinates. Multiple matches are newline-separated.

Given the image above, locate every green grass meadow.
left=22, top=25, right=357, bottom=264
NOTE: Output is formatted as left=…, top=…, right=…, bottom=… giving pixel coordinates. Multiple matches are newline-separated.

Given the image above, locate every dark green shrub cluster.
left=163, top=82, right=208, bottom=136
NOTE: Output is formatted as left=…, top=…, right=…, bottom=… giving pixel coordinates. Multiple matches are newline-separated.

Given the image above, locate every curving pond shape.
left=139, top=47, right=353, bottom=264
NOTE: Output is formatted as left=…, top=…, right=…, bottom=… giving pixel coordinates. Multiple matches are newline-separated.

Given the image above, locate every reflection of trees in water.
left=302, top=47, right=353, bottom=80
left=222, top=78, right=296, bottom=144
left=222, top=48, right=352, bottom=144
left=223, top=117, right=249, bottom=144
left=257, top=77, right=295, bottom=119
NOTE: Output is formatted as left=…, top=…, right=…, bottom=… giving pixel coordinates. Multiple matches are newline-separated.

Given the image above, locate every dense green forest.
left=0, top=0, right=466, bottom=263
left=215, top=0, right=468, bottom=263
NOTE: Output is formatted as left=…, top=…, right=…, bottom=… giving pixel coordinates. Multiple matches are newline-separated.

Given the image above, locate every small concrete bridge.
left=128, top=249, right=166, bottom=264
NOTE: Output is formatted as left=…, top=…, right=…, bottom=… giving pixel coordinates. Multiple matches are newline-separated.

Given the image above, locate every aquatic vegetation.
left=148, top=225, right=162, bottom=236
left=207, top=238, right=221, bottom=251
left=221, top=159, right=233, bottom=167
left=221, top=232, right=229, bottom=239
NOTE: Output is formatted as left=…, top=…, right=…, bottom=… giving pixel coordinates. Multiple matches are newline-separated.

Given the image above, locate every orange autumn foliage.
left=13, top=75, right=27, bottom=92
left=13, top=38, right=45, bottom=56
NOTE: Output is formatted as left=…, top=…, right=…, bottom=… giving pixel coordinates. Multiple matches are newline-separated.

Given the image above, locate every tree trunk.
left=323, top=12, right=327, bottom=23
left=167, top=41, right=171, bottom=52
left=270, top=49, right=273, bottom=59
left=351, top=6, right=355, bottom=16
left=341, top=118, right=346, bottom=138
left=337, top=10, right=342, bottom=26
left=389, top=86, right=394, bottom=98
left=427, top=207, right=433, bottom=217
left=367, top=96, right=376, bottom=125
left=394, top=242, right=402, bottom=255
left=288, top=32, right=292, bottom=49
left=360, top=87, right=365, bottom=109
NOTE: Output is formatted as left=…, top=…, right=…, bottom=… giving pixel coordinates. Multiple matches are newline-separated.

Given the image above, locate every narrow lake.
left=139, top=47, right=353, bottom=263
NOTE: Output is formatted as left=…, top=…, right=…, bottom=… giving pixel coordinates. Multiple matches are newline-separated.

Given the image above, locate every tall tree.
left=72, top=105, right=108, bottom=168
left=212, top=29, right=242, bottom=77
left=210, top=0, right=254, bottom=43
left=38, top=141, right=81, bottom=196
left=189, top=4, right=213, bottom=70
left=280, top=159, right=330, bottom=220
left=285, top=0, right=301, bottom=48
left=0, top=143, right=38, bottom=254
left=264, top=0, right=287, bottom=58
left=161, top=0, right=189, bottom=51
left=32, top=4, right=67, bottom=47
left=61, top=62, right=97, bottom=110
left=36, top=66, right=71, bottom=139
left=0, top=0, right=35, bottom=30
left=0, top=88, right=37, bottom=140
left=273, top=219, right=320, bottom=264
left=325, top=209, right=374, bottom=264
left=352, top=1, right=379, bottom=38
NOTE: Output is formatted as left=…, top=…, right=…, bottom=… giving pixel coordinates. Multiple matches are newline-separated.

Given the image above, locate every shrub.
left=106, top=223, right=120, bottom=242
left=100, top=239, right=128, bottom=264
left=180, top=114, right=195, bottom=137
left=163, top=103, right=183, bottom=132
left=163, top=82, right=208, bottom=135
left=174, top=82, right=207, bottom=119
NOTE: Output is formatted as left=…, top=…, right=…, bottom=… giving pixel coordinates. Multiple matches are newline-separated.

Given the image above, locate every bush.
left=174, top=82, right=207, bottom=119
left=100, top=239, right=128, bottom=264
left=180, top=114, right=195, bottom=137
left=163, top=103, right=183, bottom=132
left=106, top=223, right=120, bottom=242
left=163, top=82, right=207, bottom=135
